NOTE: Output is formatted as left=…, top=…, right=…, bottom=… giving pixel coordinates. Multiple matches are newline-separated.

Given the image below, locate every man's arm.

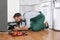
left=22, top=19, right=30, bottom=30
left=22, top=13, right=31, bottom=30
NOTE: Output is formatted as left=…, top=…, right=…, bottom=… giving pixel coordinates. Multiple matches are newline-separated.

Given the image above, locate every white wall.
left=20, top=5, right=34, bottom=16
left=20, top=0, right=40, bottom=5
left=20, top=0, right=40, bottom=15
left=7, top=0, right=19, bottom=22
left=54, top=3, right=60, bottom=30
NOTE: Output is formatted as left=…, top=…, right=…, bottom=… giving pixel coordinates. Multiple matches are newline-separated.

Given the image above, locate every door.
left=0, top=0, right=7, bottom=31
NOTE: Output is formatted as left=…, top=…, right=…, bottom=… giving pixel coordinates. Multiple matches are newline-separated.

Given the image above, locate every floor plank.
left=0, top=30, right=60, bottom=40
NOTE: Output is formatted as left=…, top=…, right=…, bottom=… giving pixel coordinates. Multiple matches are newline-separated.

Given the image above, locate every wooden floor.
left=0, top=29, right=60, bottom=40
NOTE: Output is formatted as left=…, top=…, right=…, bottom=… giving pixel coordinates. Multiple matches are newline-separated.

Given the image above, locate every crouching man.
left=13, top=11, right=49, bottom=32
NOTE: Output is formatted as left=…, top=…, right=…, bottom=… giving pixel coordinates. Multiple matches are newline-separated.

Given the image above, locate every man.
left=13, top=11, right=49, bottom=31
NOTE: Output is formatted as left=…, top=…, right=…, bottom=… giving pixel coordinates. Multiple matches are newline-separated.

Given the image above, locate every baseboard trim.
left=53, top=29, right=60, bottom=32
left=49, top=28, right=60, bottom=32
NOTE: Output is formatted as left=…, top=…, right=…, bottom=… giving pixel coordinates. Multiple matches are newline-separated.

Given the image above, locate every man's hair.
left=13, top=13, right=21, bottom=18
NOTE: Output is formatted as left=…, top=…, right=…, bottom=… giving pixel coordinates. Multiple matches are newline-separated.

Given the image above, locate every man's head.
left=13, top=13, right=22, bottom=22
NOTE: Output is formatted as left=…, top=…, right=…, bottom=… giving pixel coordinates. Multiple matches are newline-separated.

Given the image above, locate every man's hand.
left=15, top=27, right=20, bottom=30
left=13, top=27, right=20, bottom=31
left=13, top=26, right=29, bottom=31
left=22, top=26, right=29, bottom=30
